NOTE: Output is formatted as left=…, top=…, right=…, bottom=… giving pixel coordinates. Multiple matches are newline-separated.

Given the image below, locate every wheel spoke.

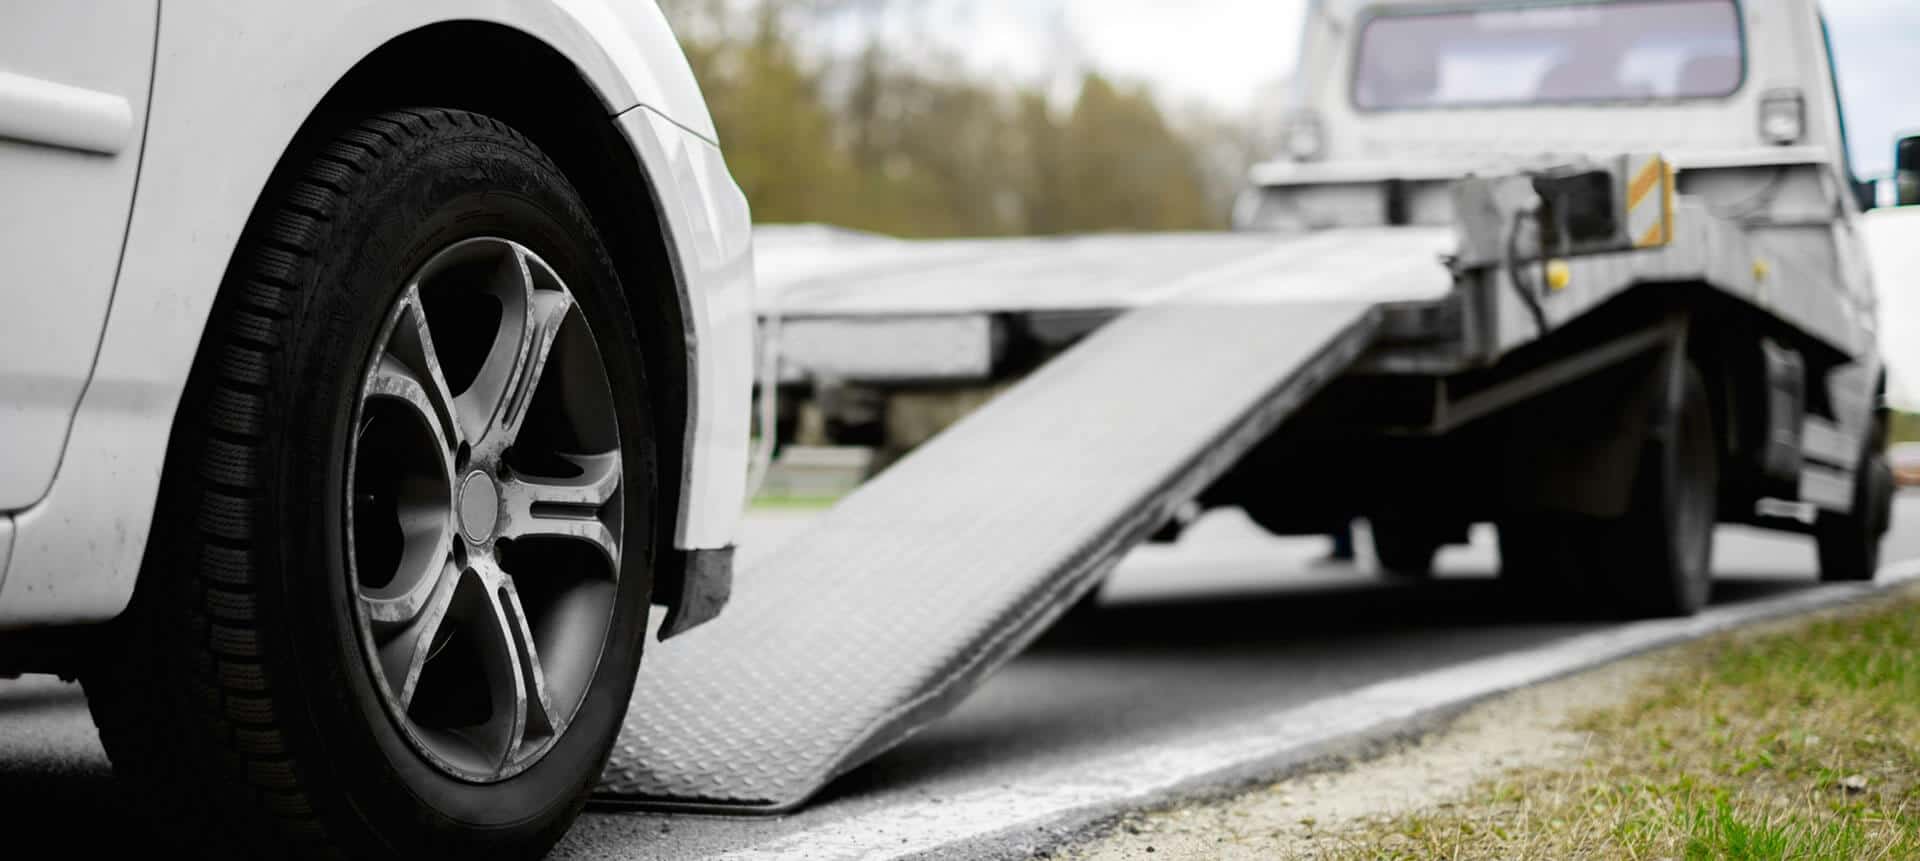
left=494, top=576, right=563, bottom=743
left=458, top=558, right=567, bottom=772
left=373, top=287, right=463, bottom=450
left=498, top=450, right=622, bottom=574
left=375, top=559, right=462, bottom=712
left=365, top=357, right=455, bottom=456
left=356, top=337, right=456, bottom=622
left=495, top=290, right=574, bottom=450
left=448, top=560, right=527, bottom=772
left=356, top=496, right=454, bottom=625
left=454, top=246, right=574, bottom=455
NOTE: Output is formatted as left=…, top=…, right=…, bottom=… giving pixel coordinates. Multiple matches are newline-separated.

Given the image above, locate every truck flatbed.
left=764, top=192, right=1865, bottom=389
left=759, top=225, right=1457, bottom=317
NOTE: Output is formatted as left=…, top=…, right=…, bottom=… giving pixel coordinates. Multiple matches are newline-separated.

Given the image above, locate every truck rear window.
left=1353, top=0, right=1744, bottom=110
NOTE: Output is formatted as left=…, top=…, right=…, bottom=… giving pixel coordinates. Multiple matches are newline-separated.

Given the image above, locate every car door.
left=0, top=2, right=157, bottom=510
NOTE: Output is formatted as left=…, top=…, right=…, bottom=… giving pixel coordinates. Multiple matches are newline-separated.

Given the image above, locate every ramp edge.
left=595, top=305, right=1383, bottom=814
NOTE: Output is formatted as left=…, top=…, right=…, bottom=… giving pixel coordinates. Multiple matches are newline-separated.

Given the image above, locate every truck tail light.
left=1759, top=89, right=1805, bottom=145
left=1284, top=111, right=1326, bottom=161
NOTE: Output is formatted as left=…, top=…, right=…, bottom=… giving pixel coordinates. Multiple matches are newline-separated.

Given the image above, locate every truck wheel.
left=83, top=109, right=654, bottom=858
left=1591, top=364, right=1719, bottom=617
left=1369, top=521, right=1440, bottom=579
left=1816, top=440, right=1894, bottom=582
left=1496, top=518, right=1555, bottom=580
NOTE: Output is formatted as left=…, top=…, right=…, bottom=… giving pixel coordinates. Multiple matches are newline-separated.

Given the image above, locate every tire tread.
left=84, top=108, right=561, bottom=858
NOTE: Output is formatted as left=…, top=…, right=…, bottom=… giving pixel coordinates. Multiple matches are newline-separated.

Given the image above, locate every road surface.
left=3, top=495, right=1916, bottom=858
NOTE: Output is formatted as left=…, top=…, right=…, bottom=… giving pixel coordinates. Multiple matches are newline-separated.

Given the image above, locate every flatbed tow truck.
left=592, top=0, right=1904, bottom=814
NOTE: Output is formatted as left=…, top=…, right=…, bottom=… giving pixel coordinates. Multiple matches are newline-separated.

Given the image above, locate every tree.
left=659, top=0, right=1234, bottom=237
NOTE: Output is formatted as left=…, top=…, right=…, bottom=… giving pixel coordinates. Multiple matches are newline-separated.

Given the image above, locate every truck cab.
left=1245, top=0, right=1875, bottom=312
left=1215, top=0, right=1898, bottom=598
left=1247, top=0, right=1883, bottom=334
left=1252, top=0, right=1859, bottom=202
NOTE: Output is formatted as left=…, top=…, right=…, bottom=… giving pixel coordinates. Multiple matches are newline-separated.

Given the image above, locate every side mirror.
left=1898, top=134, right=1920, bottom=207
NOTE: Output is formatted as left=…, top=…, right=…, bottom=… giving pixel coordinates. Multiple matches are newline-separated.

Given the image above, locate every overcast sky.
left=1823, top=0, right=1920, bottom=177
left=821, top=0, right=1915, bottom=176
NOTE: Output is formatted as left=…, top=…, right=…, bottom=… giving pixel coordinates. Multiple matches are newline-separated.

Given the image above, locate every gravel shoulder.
left=1058, top=583, right=1920, bottom=860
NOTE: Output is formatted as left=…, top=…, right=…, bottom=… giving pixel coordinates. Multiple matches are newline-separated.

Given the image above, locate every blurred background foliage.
left=1894, top=410, right=1919, bottom=445
left=661, top=0, right=1265, bottom=237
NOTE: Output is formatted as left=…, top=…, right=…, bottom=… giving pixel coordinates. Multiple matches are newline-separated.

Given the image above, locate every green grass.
left=747, top=494, right=841, bottom=511
left=1679, top=798, right=1870, bottom=860
left=1330, top=588, right=1920, bottom=860
left=1894, top=411, right=1920, bottom=446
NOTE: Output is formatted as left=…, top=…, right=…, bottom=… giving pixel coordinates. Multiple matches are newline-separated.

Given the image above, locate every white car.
left=1, top=3, right=754, bottom=856
left=1895, top=443, right=1920, bottom=487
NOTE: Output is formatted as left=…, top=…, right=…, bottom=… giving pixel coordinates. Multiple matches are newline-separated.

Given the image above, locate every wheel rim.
left=346, top=237, right=623, bottom=783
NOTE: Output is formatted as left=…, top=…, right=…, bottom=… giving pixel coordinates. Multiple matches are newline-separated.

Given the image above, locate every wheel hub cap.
left=458, top=472, right=500, bottom=543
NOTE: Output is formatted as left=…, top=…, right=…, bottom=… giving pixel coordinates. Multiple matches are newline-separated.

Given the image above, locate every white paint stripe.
left=720, top=564, right=1920, bottom=860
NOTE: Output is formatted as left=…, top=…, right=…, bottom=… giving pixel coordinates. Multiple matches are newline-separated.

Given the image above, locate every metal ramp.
left=597, top=298, right=1382, bottom=812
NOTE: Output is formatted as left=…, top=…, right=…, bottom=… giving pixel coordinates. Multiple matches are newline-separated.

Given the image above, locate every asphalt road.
left=4, top=495, right=1917, bottom=857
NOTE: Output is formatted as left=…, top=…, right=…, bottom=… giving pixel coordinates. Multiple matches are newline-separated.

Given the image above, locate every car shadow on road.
left=0, top=681, right=154, bottom=854
left=816, top=573, right=1823, bottom=806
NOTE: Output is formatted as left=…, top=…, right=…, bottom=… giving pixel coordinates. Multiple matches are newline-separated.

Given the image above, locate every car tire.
left=84, top=108, right=655, bottom=859
left=1586, top=363, right=1718, bottom=617
left=1816, top=427, right=1894, bottom=583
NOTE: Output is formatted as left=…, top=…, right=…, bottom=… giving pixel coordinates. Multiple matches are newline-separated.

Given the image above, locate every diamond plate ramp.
left=598, top=299, right=1381, bottom=812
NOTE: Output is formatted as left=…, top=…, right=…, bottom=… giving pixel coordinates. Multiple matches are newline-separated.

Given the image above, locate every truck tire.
left=1495, top=515, right=1589, bottom=613
left=83, top=109, right=655, bottom=859
left=1590, top=364, right=1719, bottom=617
left=1496, top=517, right=1557, bottom=582
left=1369, top=521, right=1441, bottom=579
left=1816, top=434, right=1894, bottom=582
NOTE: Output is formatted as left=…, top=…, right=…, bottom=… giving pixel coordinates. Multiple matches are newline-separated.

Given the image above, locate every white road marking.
left=719, top=561, right=1920, bottom=860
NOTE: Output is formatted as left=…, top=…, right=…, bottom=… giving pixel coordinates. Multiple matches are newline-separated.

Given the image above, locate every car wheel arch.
left=226, top=20, right=700, bottom=594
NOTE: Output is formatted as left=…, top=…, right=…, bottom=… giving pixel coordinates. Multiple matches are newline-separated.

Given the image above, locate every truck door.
left=0, top=3, right=157, bottom=510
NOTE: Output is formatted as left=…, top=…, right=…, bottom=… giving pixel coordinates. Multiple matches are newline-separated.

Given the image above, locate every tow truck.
left=589, top=0, right=1906, bottom=814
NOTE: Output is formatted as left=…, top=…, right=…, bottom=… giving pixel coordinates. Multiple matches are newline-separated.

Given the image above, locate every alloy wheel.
left=346, top=237, right=624, bottom=782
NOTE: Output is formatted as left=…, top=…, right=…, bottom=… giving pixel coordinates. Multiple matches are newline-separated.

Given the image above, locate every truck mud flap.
left=596, top=299, right=1381, bottom=812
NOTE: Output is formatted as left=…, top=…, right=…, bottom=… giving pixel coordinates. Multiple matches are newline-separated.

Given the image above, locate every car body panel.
left=0, top=2, right=156, bottom=510
left=0, top=518, right=12, bottom=592
left=0, top=0, right=752, bottom=627
left=619, top=106, right=756, bottom=550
